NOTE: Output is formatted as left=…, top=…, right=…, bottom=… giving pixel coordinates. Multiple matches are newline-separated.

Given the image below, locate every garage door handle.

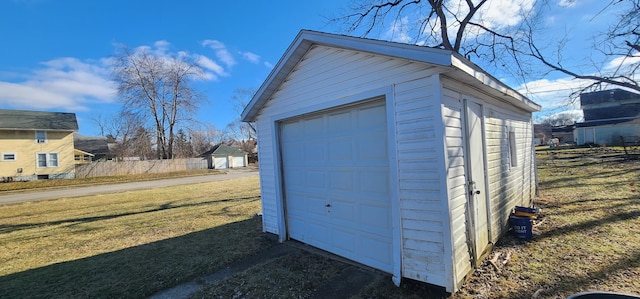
left=325, top=204, right=331, bottom=208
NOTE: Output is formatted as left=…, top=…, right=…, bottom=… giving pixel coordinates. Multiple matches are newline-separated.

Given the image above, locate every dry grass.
left=192, top=147, right=640, bottom=299
left=0, top=169, right=221, bottom=192
left=0, top=176, right=270, bottom=299
left=3, top=147, right=639, bottom=299
left=453, top=147, right=640, bottom=298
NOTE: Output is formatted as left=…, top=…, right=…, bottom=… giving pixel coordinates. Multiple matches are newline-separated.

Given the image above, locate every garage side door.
left=280, top=99, right=393, bottom=272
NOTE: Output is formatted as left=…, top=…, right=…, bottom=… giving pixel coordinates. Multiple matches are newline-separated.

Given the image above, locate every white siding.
left=255, top=121, right=279, bottom=234
left=442, top=78, right=536, bottom=245
left=395, top=75, right=447, bottom=286
left=441, top=86, right=472, bottom=288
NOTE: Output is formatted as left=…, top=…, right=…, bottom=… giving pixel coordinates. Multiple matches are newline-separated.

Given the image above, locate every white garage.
left=202, top=144, right=247, bottom=169
left=241, top=30, right=540, bottom=292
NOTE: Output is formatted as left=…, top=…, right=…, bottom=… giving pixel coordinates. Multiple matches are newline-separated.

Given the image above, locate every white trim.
left=1, top=152, right=17, bottom=161
left=271, top=87, right=401, bottom=277
left=272, top=120, right=287, bottom=241
left=36, top=152, right=59, bottom=168
left=269, top=87, right=393, bottom=122
left=384, top=86, right=402, bottom=286
left=435, top=78, right=457, bottom=292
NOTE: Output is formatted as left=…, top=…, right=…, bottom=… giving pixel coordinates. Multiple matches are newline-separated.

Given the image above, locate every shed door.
left=464, top=100, right=489, bottom=262
left=214, top=157, right=228, bottom=169
left=232, top=156, right=245, bottom=167
left=280, top=99, right=393, bottom=272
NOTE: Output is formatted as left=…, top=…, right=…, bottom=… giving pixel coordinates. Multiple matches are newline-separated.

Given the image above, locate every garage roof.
left=241, top=30, right=540, bottom=122
left=202, top=144, right=247, bottom=157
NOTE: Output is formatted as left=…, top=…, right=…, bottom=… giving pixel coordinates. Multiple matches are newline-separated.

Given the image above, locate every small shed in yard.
left=241, top=30, right=540, bottom=292
left=202, top=144, right=247, bottom=169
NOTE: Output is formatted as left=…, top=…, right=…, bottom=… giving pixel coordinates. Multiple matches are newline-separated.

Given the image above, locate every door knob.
left=325, top=204, right=331, bottom=208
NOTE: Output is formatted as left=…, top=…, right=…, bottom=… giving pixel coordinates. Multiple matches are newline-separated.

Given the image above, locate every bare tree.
left=92, top=111, right=149, bottom=160
left=334, top=0, right=639, bottom=93
left=189, top=123, right=223, bottom=155
left=226, top=87, right=257, bottom=141
left=111, top=45, right=206, bottom=159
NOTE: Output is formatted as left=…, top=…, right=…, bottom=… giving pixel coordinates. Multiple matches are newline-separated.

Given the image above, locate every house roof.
left=201, top=144, right=247, bottom=156
left=576, top=116, right=640, bottom=128
left=74, top=134, right=110, bottom=155
left=0, top=109, right=78, bottom=131
left=241, top=30, right=540, bottom=122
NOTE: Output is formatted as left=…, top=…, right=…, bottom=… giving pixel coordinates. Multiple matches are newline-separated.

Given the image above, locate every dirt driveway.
left=0, top=168, right=259, bottom=205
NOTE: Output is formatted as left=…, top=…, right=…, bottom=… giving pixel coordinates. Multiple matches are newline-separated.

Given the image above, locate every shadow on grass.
left=0, top=216, right=275, bottom=299
left=508, top=249, right=640, bottom=298
left=0, top=196, right=260, bottom=234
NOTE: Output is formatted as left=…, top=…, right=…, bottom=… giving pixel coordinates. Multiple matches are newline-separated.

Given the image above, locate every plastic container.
left=509, top=215, right=533, bottom=240
left=514, top=206, right=538, bottom=219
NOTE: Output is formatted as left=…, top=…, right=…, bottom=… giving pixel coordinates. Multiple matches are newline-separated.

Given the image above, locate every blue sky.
left=0, top=0, right=635, bottom=136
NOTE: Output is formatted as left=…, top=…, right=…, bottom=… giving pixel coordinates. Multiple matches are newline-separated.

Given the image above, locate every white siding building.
left=241, top=30, right=540, bottom=292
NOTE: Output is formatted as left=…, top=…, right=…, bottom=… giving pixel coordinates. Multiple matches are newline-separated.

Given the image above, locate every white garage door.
left=214, top=157, right=228, bottom=169
left=280, top=99, right=392, bottom=272
left=232, top=156, right=245, bottom=168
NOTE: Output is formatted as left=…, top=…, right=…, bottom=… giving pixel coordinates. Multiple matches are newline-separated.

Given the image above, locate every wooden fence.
left=75, top=158, right=209, bottom=178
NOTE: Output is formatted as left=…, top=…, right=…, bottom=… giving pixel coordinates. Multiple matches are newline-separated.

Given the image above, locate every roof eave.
left=450, top=55, right=541, bottom=113
left=241, top=31, right=540, bottom=121
left=241, top=30, right=454, bottom=122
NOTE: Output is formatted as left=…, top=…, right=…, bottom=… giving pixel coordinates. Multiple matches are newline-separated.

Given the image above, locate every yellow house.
left=0, top=109, right=78, bottom=181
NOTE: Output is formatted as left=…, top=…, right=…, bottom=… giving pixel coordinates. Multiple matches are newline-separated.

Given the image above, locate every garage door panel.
left=359, top=171, right=389, bottom=194
left=330, top=170, right=354, bottom=191
left=333, top=228, right=357, bottom=253
left=304, top=116, right=324, bottom=134
left=361, top=234, right=393, bottom=265
left=358, top=105, right=387, bottom=127
left=328, top=139, right=353, bottom=161
left=304, top=142, right=325, bottom=161
left=282, top=99, right=392, bottom=273
left=358, top=139, right=387, bottom=160
left=282, top=142, right=304, bottom=162
left=331, top=199, right=356, bottom=223
left=360, top=204, right=391, bottom=230
left=307, top=196, right=328, bottom=217
left=328, top=111, right=352, bottom=132
left=305, top=170, right=326, bottom=188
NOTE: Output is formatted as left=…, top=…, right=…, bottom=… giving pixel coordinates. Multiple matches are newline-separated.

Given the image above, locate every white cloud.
left=383, top=16, right=413, bottom=43
left=196, top=55, right=228, bottom=80
left=264, top=61, right=274, bottom=68
left=604, top=54, right=640, bottom=72
left=202, top=39, right=236, bottom=68
left=558, top=0, right=577, bottom=8
left=474, top=0, right=536, bottom=30
left=0, top=57, right=116, bottom=111
left=241, top=51, right=261, bottom=64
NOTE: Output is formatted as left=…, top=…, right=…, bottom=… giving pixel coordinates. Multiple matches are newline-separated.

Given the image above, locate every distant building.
left=0, top=109, right=78, bottom=180
left=74, top=134, right=111, bottom=161
left=574, top=89, right=640, bottom=145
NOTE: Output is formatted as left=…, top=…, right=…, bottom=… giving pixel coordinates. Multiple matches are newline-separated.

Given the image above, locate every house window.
left=508, top=131, right=518, bottom=168
left=35, top=131, right=47, bottom=144
left=2, top=153, right=16, bottom=161
left=37, top=153, right=58, bottom=168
